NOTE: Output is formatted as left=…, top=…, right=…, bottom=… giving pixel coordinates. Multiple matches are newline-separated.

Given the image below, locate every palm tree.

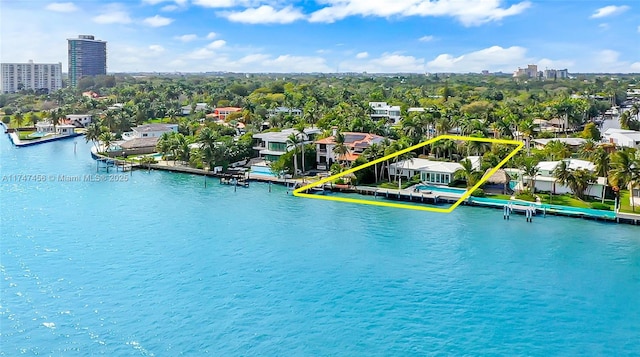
left=609, top=150, right=639, bottom=211
left=332, top=132, right=350, bottom=167
left=591, top=147, right=610, bottom=178
left=578, top=139, right=597, bottom=159
left=156, top=132, right=173, bottom=161
left=553, top=160, right=570, bottom=195
left=98, top=131, right=114, bottom=154
left=85, top=122, right=103, bottom=151
left=454, top=158, right=480, bottom=188
left=294, top=122, right=307, bottom=173
left=545, top=140, right=571, bottom=161
left=286, top=133, right=302, bottom=176
left=518, top=118, right=537, bottom=155
left=521, top=157, right=540, bottom=193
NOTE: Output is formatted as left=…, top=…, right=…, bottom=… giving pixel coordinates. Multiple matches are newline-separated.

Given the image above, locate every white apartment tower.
left=0, top=60, right=63, bottom=94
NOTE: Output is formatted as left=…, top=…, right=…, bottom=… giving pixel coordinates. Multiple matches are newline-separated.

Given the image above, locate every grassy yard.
left=619, top=190, right=639, bottom=214
left=17, top=131, right=36, bottom=140
left=487, top=192, right=615, bottom=210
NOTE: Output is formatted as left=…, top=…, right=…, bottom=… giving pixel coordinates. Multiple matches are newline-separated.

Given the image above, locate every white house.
left=35, top=121, right=54, bottom=133
left=55, top=124, right=76, bottom=136
left=532, top=137, right=587, bottom=150
left=130, top=123, right=179, bottom=139
left=369, top=102, right=401, bottom=124
left=389, top=158, right=463, bottom=185
left=252, top=127, right=322, bottom=162
left=181, top=103, right=210, bottom=116
left=65, top=114, right=92, bottom=127
left=267, top=106, right=302, bottom=118
left=603, top=128, right=640, bottom=149
left=315, top=132, right=387, bottom=170
left=515, top=159, right=607, bottom=198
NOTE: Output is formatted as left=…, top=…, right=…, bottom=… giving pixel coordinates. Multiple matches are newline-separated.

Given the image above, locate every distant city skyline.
left=0, top=0, right=638, bottom=74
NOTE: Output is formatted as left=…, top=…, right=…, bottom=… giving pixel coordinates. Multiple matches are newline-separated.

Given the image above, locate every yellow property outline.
left=293, top=135, right=524, bottom=213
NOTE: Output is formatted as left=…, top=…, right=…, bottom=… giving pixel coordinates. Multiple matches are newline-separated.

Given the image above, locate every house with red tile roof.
left=315, top=131, right=387, bottom=170
left=212, top=107, right=242, bottom=121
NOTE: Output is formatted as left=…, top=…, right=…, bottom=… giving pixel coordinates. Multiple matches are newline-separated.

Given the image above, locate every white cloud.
left=193, top=0, right=237, bottom=8
left=93, top=10, right=132, bottom=24
left=186, top=48, right=215, bottom=60
left=426, top=45, right=528, bottom=72
left=631, top=62, right=640, bottom=71
left=175, top=34, right=198, bottom=42
left=206, top=32, right=217, bottom=39
left=149, top=45, right=165, bottom=53
left=238, top=53, right=271, bottom=64
left=341, top=53, right=424, bottom=73
left=538, top=58, right=575, bottom=70
left=309, top=0, right=531, bottom=26
left=45, top=2, right=78, bottom=12
left=142, top=0, right=187, bottom=4
left=260, top=55, right=332, bottom=72
left=356, top=51, right=369, bottom=59
left=206, top=40, right=226, bottom=49
left=222, top=5, right=305, bottom=24
left=590, top=5, right=629, bottom=19
left=418, top=35, right=434, bottom=42
left=161, top=5, right=179, bottom=11
left=143, top=15, right=174, bottom=27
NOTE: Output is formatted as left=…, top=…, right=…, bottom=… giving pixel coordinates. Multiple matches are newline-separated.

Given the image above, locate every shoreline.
left=88, top=147, right=640, bottom=225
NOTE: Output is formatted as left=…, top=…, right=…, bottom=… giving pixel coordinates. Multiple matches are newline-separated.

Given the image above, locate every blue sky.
left=1, top=0, right=638, bottom=73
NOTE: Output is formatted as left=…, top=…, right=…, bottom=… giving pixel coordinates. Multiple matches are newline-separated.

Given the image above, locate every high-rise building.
left=0, top=60, right=63, bottom=94
left=67, top=35, right=107, bottom=87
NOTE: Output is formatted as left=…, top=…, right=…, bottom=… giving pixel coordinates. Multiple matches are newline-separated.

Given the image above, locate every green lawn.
left=487, top=192, right=615, bottom=210
left=619, top=190, right=639, bottom=214
left=18, top=131, right=36, bottom=140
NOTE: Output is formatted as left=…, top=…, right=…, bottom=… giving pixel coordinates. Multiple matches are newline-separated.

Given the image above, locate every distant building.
left=65, top=114, right=92, bottom=128
left=122, top=123, right=178, bottom=140
left=0, top=60, right=62, bottom=94
left=543, top=69, right=569, bottom=80
left=212, top=107, right=242, bottom=121
left=181, top=103, right=210, bottom=116
left=513, top=64, right=538, bottom=79
left=369, top=102, right=401, bottom=124
left=68, top=35, right=107, bottom=87
left=603, top=128, right=640, bottom=149
left=267, top=106, right=302, bottom=118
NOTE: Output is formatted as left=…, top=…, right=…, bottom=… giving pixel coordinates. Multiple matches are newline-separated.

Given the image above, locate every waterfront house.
left=369, top=102, right=401, bottom=124
left=65, top=114, right=92, bottom=128
left=315, top=131, right=387, bottom=170
left=55, top=124, right=76, bottom=136
left=253, top=127, right=322, bottom=162
left=515, top=159, right=607, bottom=198
left=35, top=121, right=54, bottom=134
left=388, top=158, right=463, bottom=185
left=130, top=123, right=178, bottom=139
left=603, top=128, right=640, bottom=149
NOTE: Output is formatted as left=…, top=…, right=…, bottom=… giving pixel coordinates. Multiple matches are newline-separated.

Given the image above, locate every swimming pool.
left=28, top=132, right=52, bottom=139
left=250, top=165, right=277, bottom=177
left=415, top=184, right=467, bottom=194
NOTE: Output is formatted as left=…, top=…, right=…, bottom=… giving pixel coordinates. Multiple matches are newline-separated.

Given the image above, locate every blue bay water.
left=1, top=136, right=640, bottom=355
